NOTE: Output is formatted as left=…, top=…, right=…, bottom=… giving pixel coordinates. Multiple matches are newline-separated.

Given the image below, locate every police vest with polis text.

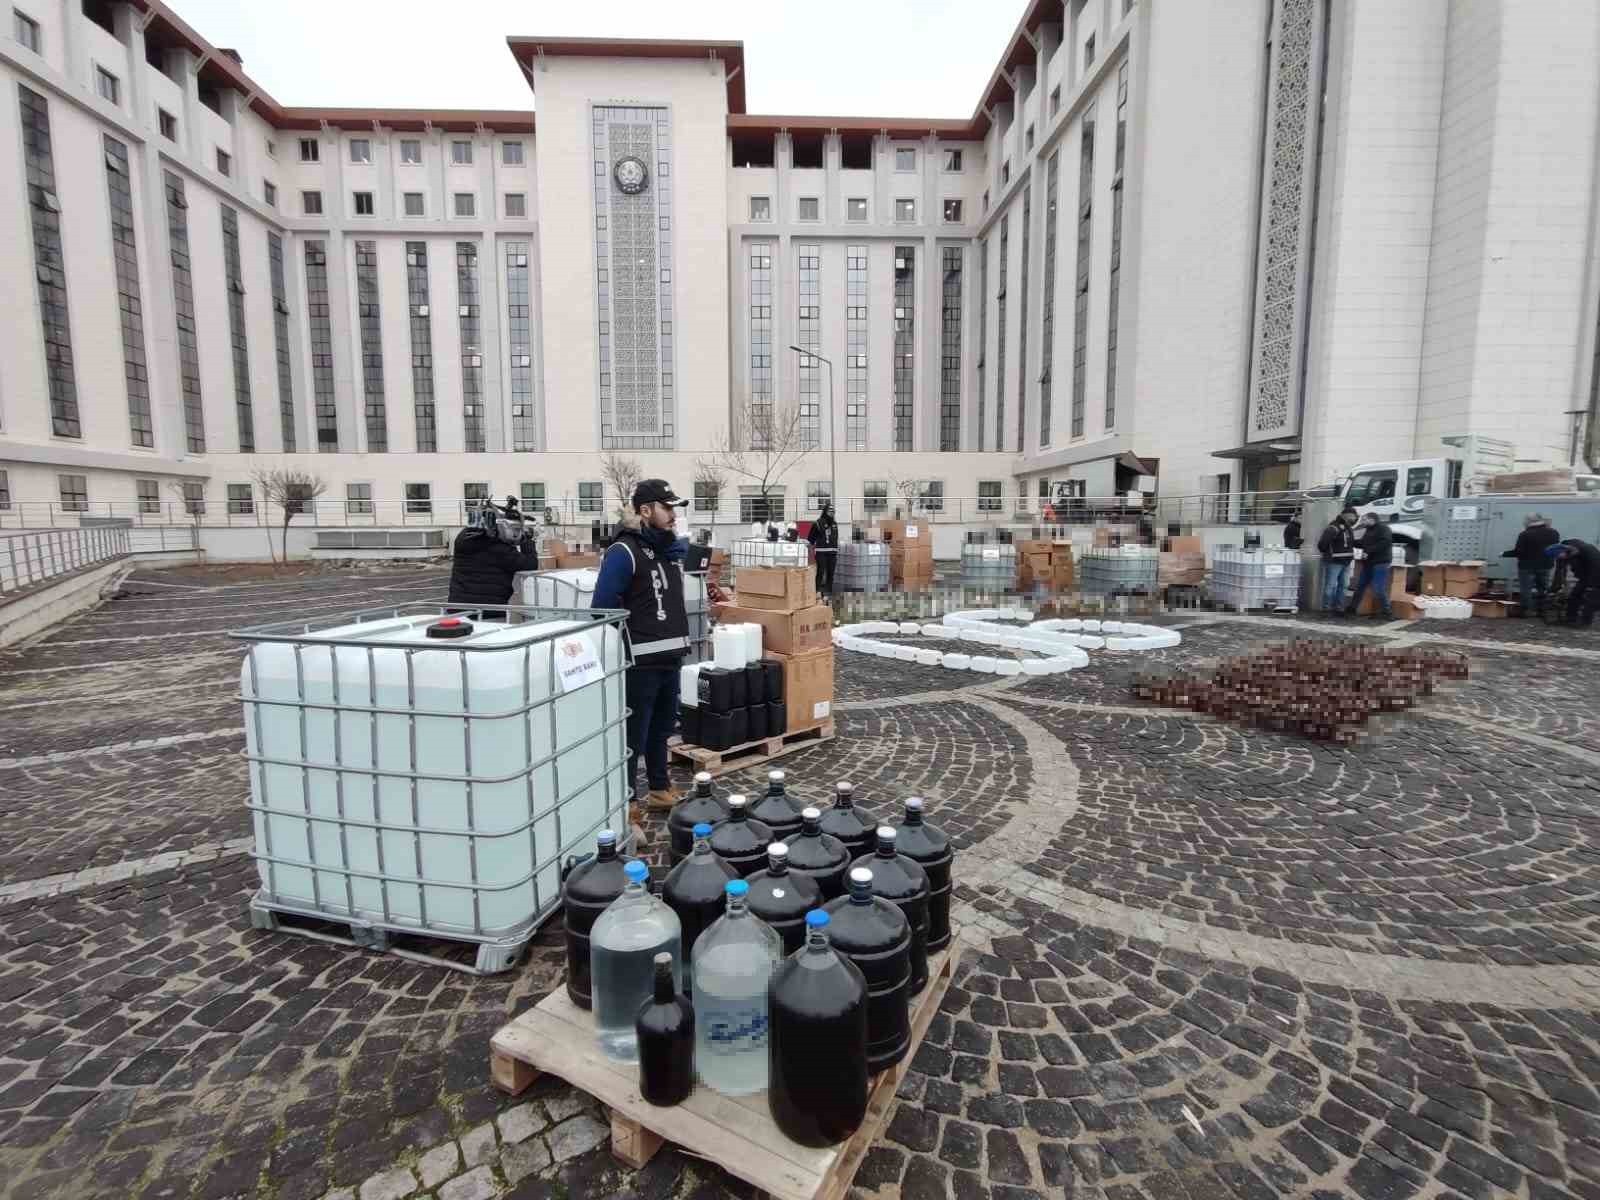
left=609, top=527, right=689, bottom=667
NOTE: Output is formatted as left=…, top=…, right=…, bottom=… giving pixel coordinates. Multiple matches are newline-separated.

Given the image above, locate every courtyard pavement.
left=2, top=564, right=1599, bottom=1200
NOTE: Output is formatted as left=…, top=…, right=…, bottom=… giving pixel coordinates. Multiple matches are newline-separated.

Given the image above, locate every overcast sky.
left=171, top=0, right=1018, bottom=118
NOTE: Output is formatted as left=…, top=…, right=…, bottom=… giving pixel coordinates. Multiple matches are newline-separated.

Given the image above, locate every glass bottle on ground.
left=692, top=878, right=782, bottom=1096
left=590, top=859, right=681, bottom=1062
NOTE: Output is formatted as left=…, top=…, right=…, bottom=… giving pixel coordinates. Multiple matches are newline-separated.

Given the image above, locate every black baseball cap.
left=631, top=479, right=688, bottom=510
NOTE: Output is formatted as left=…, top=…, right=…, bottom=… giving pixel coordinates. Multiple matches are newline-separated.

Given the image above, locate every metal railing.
left=1, top=526, right=130, bottom=596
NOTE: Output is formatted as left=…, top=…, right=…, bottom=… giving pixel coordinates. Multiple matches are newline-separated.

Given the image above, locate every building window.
left=163, top=171, right=206, bottom=452
left=983, top=190, right=990, bottom=213
left=20, top=87, right=80, bottom=439
left=1073, top=119, right=1096, bottom=438
left=453, top=192, right=475, bottom=218
left=103, top=136, right=154, bottom=449
left=740, top=490, right=784, bottom=524
left=263, top=181, right=276, bottom=207
left=749, top=196, right=772, bottom=222
left=845, top=245, right=868, bottom=451
left=798, top=196, right=819, bottom=221
left=94, top=66, right=118, bottom=105
left=995, top=213, right=1009, bottom=452
left=796, top=244, right=822, bottom=450
left=346, top=482, right=373, bottom=515
left=863, top=480, right=888, bottom=514
left=1015, top=180, right=1032, bottom=453
left=402, top=192, right=424, bottom=217
left=895, top=147, right=916, bottom=171
left=198, top=86, right=220, bottom=115
left=400, top=139, right=421, bottom=164
left=179, top=480, right=205, bottom=516
left=304, top=241, right=338, bottom=449
left=920, top=481, right=945, bottom=513
left=463, top=482, right=490, bottom=514
left=354, top=240, right=388, bottom=452
left=519, top=482, right=545, bottom=512
left=943, top=148, right=963, bottom=172
left=265, top=139, right=276, bottom=158
left=353, top=191, right=374, bottom=217
left=1002, top=160, right=1011, bottom=184
left=1106, top=63, right=1128, bottom=430
left=748, top=243, right=773, bottom=445
left=1084, top=34, right=1097, bottom=70
left=943, top=199, right=963, bottom=223
left=577, top=481, right=603, bottom=513
left=457, top=242, right=485, bottom=451
left=846, top=197, right=868, bottom=222
left=1025, top=125, right=1035, bottom=152
left=267, top=232, right=295, bottom=451
left=1051, top=86, right=1062, bottom=117
left=976, top=235, right=988, bottom=449
left=14, top=8, right=40, bottom=52
left=220, top=207, right=255, bottom=452
left=404, top=483, right=431, bottom=515
left=978, top=481, right=1003, bottom=513
left=693, top=481, right=719, bottom=513
left=298, top=137, right=319, bottom=162
left=502, top=141, right=525, bottom=165
left=405, top=241, right=436, bottom=452
left=158, top=109, right=177, bottom=141
left=1039, top=151, right=1060, bottom=447
left=58, top=473, right=88, bottom=513
left=136, top=478, right=159, bottom=514
left=806, top=481, right=832, bottom=512
left=215, top=149, right=230, bottom=177
left=894, top=247, right=915, bottom=451
left=349, top=138, right=371, bottom=164
left=302, top=190, right=323, bottom=215
left=451, top=139, right=473, bottom=165
left=895, top=198, right=916, bottom=223
left=506, top=241, right=536, bottom=451
left=504, top=193, right=526, bottom=218
left=226, top=483, right=254, bottom=515
left=940, top=246, right=962, bottom=452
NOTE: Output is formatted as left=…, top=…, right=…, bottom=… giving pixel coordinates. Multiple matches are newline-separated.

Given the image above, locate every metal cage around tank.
left=230, top=602, right=633, bottom=974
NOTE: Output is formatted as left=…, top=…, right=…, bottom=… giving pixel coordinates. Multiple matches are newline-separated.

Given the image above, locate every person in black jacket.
left=806, top=503, right=840, bottom=596
left=1345, top=513, right=1394, bottom=619
left=447, top=501, right=538, bottom=615
left=1500, top=513, right=1560, bottom=617
left=1316, top=507, right=1357, bottom=612
left=1282, top=510, right=1304, bottom=551
left=1549, top=538, right=1600, bottom=627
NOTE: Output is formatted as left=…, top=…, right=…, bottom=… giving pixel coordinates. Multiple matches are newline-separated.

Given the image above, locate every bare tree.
left=600, top=451, right=644, bottom=520
left=165, top=477, right=208, bottom=562
left=691, top=457, right=728, bottom=522
left=253, top=468, right=328, bottom=568
left=711, top=395, right=808, bottom=525
left=889, top=471, right=923, bottom=519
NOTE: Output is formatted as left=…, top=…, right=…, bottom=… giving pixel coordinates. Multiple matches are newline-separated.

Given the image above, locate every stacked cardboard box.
left=713, top=566, right=834, bottom=733
left=1419, top=561, right=1484, bottom=598
left=878, top=519, right=934, bottom=584
left=1014, top=539, right=1078, bottom=591
left=1357, top=567, right=1415, bottom=616
left=541, top=539, right=600, bottom=569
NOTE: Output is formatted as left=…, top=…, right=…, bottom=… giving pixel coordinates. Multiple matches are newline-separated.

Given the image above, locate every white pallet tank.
left=516, top=566, right=710, bottom=663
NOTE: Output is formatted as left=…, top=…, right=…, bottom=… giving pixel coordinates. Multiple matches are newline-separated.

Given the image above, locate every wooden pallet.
left=490, top=939, right=958, bottom=1200
left=668, top=720, right=836, bottom=777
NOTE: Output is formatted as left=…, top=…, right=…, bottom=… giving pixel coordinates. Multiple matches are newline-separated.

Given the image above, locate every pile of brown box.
left=542, top=539, right=600, bottom=569
left=1419, top=561, right=1484, bottom=598
left=1015, top=539, right=1055, bottom=588
left=714, top=566, right=834, bottom=733
left=877, top=519, right=934, bottom=584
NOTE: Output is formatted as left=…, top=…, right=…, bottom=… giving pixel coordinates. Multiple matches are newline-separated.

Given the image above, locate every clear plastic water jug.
left=591, top=860, right=681, bottom=1061
left=691, top=879, right=782, bottom=1095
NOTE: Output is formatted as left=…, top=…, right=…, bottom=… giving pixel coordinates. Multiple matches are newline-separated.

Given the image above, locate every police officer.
left=592, top=479, right=693, bottom=822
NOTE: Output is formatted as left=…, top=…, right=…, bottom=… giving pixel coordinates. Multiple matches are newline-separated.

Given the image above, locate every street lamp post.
left=788, top=344, right=837, bottom=521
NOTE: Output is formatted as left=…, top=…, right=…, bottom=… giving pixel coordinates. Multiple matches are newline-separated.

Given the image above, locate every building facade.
left=3, top=0, right=1599, bottom=528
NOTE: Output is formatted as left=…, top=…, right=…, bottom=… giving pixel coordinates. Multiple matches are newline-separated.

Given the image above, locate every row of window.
left=748, top=196, right=962, bottom=225
left=300, top=190, right=526, bottom=219
left=735, top=143, right=966, bottom=174
left=298, top=137, right=525, bottom=167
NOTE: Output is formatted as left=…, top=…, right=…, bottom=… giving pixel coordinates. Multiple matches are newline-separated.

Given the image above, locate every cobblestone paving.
left=1, top=567, right=1598, bottom=1200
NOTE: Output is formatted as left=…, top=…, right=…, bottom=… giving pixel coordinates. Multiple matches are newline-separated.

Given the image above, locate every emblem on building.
left=612, top=155, right=649, bottom=194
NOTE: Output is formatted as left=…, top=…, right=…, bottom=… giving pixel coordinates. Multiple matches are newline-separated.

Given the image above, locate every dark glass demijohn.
left=784, top=807, right=850, bottom=900
left=708, top=794, right=774, bottom=878
left=746, top=843, right=822, bottom=955
left=821, top=866, right=912, bottom=1072
left=851, top=826, right=930, bottom=994
left=561, top=830, right=628, bottom=1009
left=891, top=797, right=953, bottom=952
left=817, top=781, right=876, bottom=858
left=636, top=952, right=694, bottom=1106
left=667, top=771, right=730, bottom=865
left=749, top=769, right=803, bottom=842
left=768, top=910, right=870, bottom=1147
left=663, top=822, right=737, bottom=990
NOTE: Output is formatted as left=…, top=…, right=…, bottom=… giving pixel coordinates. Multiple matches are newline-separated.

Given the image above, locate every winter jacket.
left=1565, top=539, right=1600, bottom=583
left=1502, top=524, right=1561, bottom=569
left=1316, top=520, right=1354, bottom=563
left=1354, top=520, right=1393, bottom=566
left=1282, top=519, right=1303, bottom=550
left=807, top=515, right=840, bottom=552
left=447, top=526, right=538, bottom=607
left=592, top=525, right=689, bottom=667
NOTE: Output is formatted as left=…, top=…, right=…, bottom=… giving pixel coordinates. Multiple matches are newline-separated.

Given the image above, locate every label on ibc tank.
left=1263, top=564, right=1284, bottom=577
left=905, top=525, right=920, bottom=538
left=982, top=546, right=1000, bottom=560
left=813, top=700, right=831, bottom=720
left=703, top=1005, right=768, bottom=1054
left=868, top=545, right=883, bottom=555
left=554, top=633, right=603, bottom=692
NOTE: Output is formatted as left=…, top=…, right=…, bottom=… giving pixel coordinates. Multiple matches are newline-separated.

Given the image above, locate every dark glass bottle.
left=746, top=843, right=822, bottom=954
left=851, top=827, right=930, bottom=994
left=890, top=797, right=953, bottom=952
left=821, top=866, right=912, bottom=1072
left=562, top=829, right=628, bottom=1009
left=749, top=769, right=803, bottom=842
left=707, top=794, right=774, bottom=878
left=767, top=910, right=869, bottom=1147
left=667, top=771, right=731, bottom=866
left=636, top=952, right=694, bottom=1106
left=783, top=806, right=850, bottom=900
left=662, top=822, right=738, bottom=990
left=817, top=781, right=876, bottom=858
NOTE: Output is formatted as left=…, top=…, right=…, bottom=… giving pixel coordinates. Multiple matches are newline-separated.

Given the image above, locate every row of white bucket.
left=832, top=609, right=1181, bottom=675
left=940, top=608, right=1183, bottom=652
left=1414, top=596, right=1473, bottom=619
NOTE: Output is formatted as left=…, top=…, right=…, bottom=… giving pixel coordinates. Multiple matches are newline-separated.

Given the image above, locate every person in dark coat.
left=1501, top=513, right=1561, bottom=617
left=806, top=503, right=840, bottom=596
left=1316, top=507, right=1357, bottom=612
left=1344, top=513, right=1394, bottom=619
left=1282, top=510, right=1304, bottom=551
left=447, top=502, right=538, bottom=614
left=1549, top=538, right=1600, bottom=627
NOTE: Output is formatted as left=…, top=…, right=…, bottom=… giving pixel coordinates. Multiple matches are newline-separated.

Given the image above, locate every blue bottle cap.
left=724, top=879, right=749, bottom=897
left=692, top=822, right=713, bottom=836
left=806, top=910, right=830, bottom=927
left=624, top=860, right=648, bottom=882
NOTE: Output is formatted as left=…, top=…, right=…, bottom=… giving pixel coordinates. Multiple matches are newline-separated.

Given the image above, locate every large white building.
left=3, top=0, right=1599, bottom=529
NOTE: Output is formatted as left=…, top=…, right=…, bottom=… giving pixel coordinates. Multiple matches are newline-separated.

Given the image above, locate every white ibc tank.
left=239, top=610, right=628, bottom=941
